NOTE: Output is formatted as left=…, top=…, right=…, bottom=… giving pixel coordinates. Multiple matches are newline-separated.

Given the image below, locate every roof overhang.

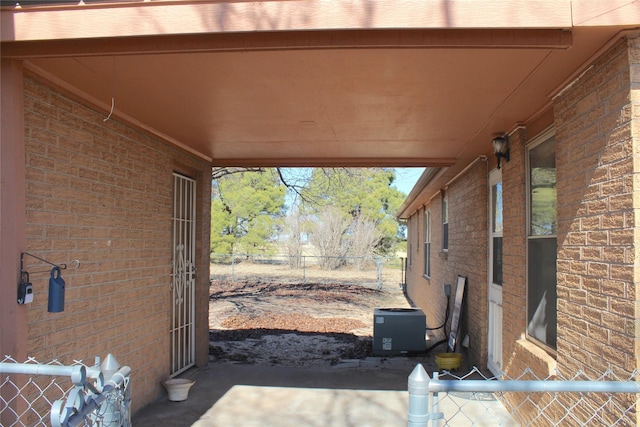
left=2, top=0, right=639, bottom=207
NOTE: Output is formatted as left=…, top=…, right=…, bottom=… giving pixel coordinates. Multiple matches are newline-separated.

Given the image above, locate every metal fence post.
left=303, top=255, right=306, bottom=283
left=408, top=363, right=430, bottom=427
left=231, top=253, right=235, bottom=281
left=430, top=372, right=442, bottom=427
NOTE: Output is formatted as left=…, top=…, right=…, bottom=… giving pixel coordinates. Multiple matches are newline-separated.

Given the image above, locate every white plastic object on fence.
left=0, top=354, right=131, bottom=427
left=51, top=365, right=131, bottom=427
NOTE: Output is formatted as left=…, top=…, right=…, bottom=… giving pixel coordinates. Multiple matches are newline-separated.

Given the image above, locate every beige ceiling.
left=2, top=1, right=639, bottom=204
left=27, top=45, right=555, bottom=162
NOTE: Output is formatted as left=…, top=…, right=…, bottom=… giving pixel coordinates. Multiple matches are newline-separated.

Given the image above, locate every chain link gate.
left=1, top=355, right=131, bottom=427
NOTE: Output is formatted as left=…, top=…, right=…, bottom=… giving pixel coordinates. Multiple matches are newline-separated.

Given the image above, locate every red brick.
left=580, top=215, right=600, bottom=230
left=609, top=330, right=634, bottom=354
left=586, top=231, right=608, bottom=245
left=609, top=229, right=633, bottom=245
left=609, top=159, right=633, bottom=179
left=601, top=312, right=627, bottom=334
left=23, top=75, right=212, bottom=412
left=587, top=293, right=608, bottom=310
left=601, top=345, right=628, bottom=367
left=580, top=246, right=601, bottom=261
left=587, top=261, right=610, bottom=277
left=601, top=211, right=625, bottom=229
left=609, top=265, right=634, bottom=283
left=585, top=199, right=608, bottom=215
left=568, top=232, right=587, bottom=245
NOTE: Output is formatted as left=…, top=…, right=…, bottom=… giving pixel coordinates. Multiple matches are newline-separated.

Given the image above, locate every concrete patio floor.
left=131, top=355, right=514, bottom=426
left=132, top=356, right=433, bottom=427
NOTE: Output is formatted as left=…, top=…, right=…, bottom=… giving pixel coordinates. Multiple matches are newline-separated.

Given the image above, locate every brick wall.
left=499, top=36, right=638, bottom=427
left=445, top=161, right=489, bottom=367
left=502, top=38, right=639, bottom=379
left=406, top=201, right=451, bottom=345
left=405, top=160, right=489, bottom=368
left=554, top=37, right=637, bottom=378
left=403, top=34, right=638, bottom=426
left=23, top=73, right=211, bottom=411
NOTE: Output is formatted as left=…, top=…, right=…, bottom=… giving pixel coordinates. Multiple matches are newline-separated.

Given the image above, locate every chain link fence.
left=408, top=365, right=639, bottom=426
left=210, top=253, right=404, bottom=290
left=1, top=355, right=131, bottom=427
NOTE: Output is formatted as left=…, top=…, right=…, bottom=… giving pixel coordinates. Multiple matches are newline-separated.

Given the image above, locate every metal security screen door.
left=488, top=169, right=503, bottom=376
left=171, top=173, right=196, bottom=375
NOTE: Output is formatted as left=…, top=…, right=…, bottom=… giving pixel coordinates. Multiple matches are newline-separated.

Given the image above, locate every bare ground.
left=208, top=279, right=413, bottom=367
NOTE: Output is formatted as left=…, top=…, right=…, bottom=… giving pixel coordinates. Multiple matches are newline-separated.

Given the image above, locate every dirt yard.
left=208, top=277, right=413, bottom=367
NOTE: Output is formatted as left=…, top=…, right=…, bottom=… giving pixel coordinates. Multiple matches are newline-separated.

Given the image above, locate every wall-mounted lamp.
left=492, top=136, right=510, bottom=169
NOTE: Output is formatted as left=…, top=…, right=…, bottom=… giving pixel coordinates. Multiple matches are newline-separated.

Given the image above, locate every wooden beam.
left=210, top=157, right=457, bottom=168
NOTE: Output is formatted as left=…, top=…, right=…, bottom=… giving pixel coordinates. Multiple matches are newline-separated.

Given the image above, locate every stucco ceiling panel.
left=6, top=2, right=635, bottom=169
left=26, top=43, right=558, bottom=165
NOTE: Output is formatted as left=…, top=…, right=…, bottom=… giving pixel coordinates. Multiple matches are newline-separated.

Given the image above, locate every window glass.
left=491, top=181, right=503, bottom=286
left=493, top=182, right=503, bottom=234
left=529, top=139, right=557, bottom=236
left=443, top=196, right=449, bottom=251
left=527, top=134, right=557, bottom=351
left=527, top=238, right=557, bottom=348
left=492, top=237, right=503, bottom=286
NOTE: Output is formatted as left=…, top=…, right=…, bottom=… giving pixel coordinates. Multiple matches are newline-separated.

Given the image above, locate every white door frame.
left=171, top=173, right=196, bottom=376
left=488, top=168, right=503, bottom=376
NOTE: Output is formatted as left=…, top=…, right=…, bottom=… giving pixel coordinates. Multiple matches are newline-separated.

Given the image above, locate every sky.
left=393, top=168, right=425, bottom=196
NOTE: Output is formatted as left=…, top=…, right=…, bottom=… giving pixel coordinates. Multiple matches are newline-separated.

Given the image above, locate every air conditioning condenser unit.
left=373, top=308, right=426, bottom=355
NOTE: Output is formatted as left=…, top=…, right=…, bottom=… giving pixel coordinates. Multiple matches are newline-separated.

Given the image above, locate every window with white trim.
left=407, top=217, right=413, bottom=269
left=424, top=210, right=431, bottom=277
left=417, top=209, right=420, bottom=253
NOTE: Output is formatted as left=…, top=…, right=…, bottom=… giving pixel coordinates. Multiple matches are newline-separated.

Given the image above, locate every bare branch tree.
left=347, top=215, right=382, bottom=270
left=212, top=167, right=324, bottom=206
left=282, top=207, right=307, bottom=268
left=310, top=207, right=349, bottom=270
left=212, top=167, right=265, bottom=180
left=275, top=168, right=316, bottom=205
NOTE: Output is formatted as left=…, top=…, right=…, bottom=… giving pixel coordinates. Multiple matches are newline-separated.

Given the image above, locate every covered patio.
left=132, top=359, right=516, bottom=427
left=2, top=0, right=639, bottom=421
left=132, top=359, right=422, bottom=427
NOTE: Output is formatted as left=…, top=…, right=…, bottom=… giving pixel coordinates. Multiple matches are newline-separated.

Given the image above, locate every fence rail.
left=0, top=355, right=131, bottom=427
left=408, top=364, right=639, bottom=426
left=210, top=253, right=403, bottom=290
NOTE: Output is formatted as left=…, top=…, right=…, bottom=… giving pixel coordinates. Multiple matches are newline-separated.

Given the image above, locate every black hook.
left=20, top=252, right=80, bottom=274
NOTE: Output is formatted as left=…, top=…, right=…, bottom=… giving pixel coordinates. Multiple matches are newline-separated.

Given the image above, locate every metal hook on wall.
left=20, top=252, right=81, bottom=274
left=18, top=253, right=77, bottom=311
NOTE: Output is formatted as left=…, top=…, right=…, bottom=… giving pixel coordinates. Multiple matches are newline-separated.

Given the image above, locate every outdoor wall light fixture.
left=492, top=135, right=510, bottom=169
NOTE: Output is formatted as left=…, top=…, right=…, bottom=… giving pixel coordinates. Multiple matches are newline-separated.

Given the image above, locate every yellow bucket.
left=436, top=353, right=462, bottom=371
